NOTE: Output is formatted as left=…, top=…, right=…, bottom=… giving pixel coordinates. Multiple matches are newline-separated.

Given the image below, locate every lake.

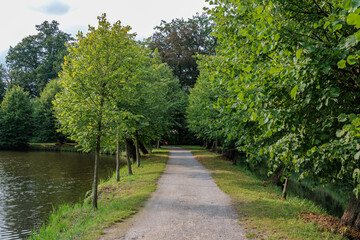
left=0, top=151, right=117, bottom=239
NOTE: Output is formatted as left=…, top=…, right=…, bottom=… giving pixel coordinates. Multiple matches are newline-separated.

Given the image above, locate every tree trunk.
left=92, top=134, right=101, bottom=208
left=282, top=178, right=288, bottom=200
left=124, top=139, right=133, bottom=175
left=125, top=138, right=136, bottom=163
left=232, top=150, right=239, bottom=166
left=205, top=141, right=212, bottom=150
left=139, top=141, right=149, bottom=154
left=135, top=133, right=140, bottom=167
left=116, top=139, right=120, bottom=182
left=341, top=194, right=360, bottom=227
left=271, top=167, right=284, bottom=186
left=210, top=140, right=217, bottom=152
left=156, top=140, right=160, bottom=149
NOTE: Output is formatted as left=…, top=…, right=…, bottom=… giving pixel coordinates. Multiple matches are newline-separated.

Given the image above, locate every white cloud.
left=0, top=0, right=209, bottom=63
left=30, top=1, right=71, bottom=15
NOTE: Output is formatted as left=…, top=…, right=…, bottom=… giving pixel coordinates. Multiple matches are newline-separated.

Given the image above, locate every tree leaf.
left=347, top=55, right=358, bottom=65
left=338, top=113, right=348, bottom=122
left=336, top=129, right=346, bottom=137
left=296, top=49, right=303, bottom=59
left=337, top=59, right=347, bottom=69
left=355, top=151, right=360, bottom=160
left=291, top=85, right=298, bottom=99
left=347, top=13, right=360, bottom=28
left=344, top=0, right=353, bottom=10
left=352, top=117, right=360, bottom=127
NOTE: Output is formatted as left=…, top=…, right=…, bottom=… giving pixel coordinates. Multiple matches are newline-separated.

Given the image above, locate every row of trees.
left=188, top=0, right=360, bottom=229
left=0, top=13, right=216, bottom=148
left=0, top=80, right=62, bottom=149
left=0, top=13, right=217, bottom=208
left=53, top=14, right=186, bottom=208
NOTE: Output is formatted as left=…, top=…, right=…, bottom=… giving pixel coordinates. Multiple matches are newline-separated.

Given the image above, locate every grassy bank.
left=28, top=149, right=169, bottom=240
left=185, top=146, right=345, bottom=240
left=29, top=143, right=79, bottom=152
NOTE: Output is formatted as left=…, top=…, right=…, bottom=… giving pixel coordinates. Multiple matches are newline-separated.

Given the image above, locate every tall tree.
left=54, top=14, right=141, bottom=208
left=0, top=86, right=33, bottom=149
left=32, top=79, right=63, bottom=143
left=149, top=13, right=216, bottom=89
left=6, top=20, right=72, bottom=96
left=0, top=64, right=6, bottom=102
left=188, top=0, right=360, bottom=227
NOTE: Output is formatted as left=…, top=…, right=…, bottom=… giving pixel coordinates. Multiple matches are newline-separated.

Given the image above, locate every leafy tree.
left=149, top=13, right=217, bottom=145
left=32, top=79, right=63, bottom=143
left=0, top=86, right=33, bottom=149
left=54, top=14, right=142, bottom=208
left=186, top=0, right=360, bottom=228
left=149, top=13, right=216, bottom=89
left=6, top=20, right=72, bottom=96
left=0, top=64, right=7, bottom=102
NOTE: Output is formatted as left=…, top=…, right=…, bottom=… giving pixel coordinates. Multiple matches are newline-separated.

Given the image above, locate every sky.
left=0, top=0, right=209, bottom=65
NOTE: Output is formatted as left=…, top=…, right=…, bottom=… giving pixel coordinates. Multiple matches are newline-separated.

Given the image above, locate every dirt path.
left=99, top=147, right=246, bottom=240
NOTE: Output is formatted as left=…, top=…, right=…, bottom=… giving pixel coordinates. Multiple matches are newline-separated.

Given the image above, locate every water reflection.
left=0, top=151, right=117, bottom=239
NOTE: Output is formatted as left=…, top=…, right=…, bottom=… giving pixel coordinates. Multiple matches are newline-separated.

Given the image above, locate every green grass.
left=184, top=146, right=345, bottom=240
left=29, top=143, right=79, bottom=152
left=28, top=149, right=169, bottom=240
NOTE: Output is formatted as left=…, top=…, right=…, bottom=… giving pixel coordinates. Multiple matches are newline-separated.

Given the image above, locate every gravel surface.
left=100, top=147, right=246, bottom=240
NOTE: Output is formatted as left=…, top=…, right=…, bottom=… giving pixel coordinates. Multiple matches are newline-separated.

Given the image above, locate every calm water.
left=0, top=151, right=117, bottom=239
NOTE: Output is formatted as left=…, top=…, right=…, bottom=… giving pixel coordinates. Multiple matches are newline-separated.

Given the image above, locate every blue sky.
left=0, top=0, right=209, bottom=65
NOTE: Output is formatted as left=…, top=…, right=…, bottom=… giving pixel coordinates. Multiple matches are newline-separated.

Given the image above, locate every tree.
left=32, top=79, right=63, bottom=143
left=6, top=20, right=72, bottom=96
left=0, top=64, right=6, bottom=102
left=54, top=14, right=142, bottom=208
left=186, top=0, right=360, bottom=227
left=0, top=86, right=33, bottom=149
left=149, top=13, right=216, bottom=89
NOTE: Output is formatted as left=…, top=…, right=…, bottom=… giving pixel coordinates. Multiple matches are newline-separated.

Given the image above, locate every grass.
left=184, top=146, right=345, bottom=240
left=28, top=149, right=169, bottom=240
left=29, top=143, right=79, bottom=152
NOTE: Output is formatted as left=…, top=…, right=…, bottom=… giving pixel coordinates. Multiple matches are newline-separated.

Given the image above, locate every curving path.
left=100, top=147, right=246, bottom=240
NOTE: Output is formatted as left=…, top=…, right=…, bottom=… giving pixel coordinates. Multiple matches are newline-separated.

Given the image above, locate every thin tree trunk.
left=135, top=133, right=140, bottom=167
left=282, top=177, right=288, bottom=200
left=124, top=139, right=133, bottom=175
left=116, top=139, right=120, bottom=182
left=93, top=134, right=101, bottom=208
left=139, top=141, right=149, bottom=154
left=156, top=140, right=160, bottom=149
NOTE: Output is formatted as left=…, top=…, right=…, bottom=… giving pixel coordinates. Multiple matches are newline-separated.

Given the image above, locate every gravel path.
left=100, top=147, right=246, bottom=240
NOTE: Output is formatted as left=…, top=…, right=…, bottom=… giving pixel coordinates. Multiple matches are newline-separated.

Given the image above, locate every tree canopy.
left=6, top=20, right=72, bottom=96
left=188, top=0, right=360, bottom=228
left=0, top=86, right=33, bottom=149
left=149, top=13, right=216, bottom=89
left=54, top=14, right=183, bottom=208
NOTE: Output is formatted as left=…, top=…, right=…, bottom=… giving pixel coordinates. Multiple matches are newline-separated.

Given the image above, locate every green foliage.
left=32, top=79, right=63, bottom=143
left=0, top=86, right=33, bottom=149
left=149, top=13, right=216, bottom=89
left=0, top=64, right=6, bottom=102
left=54, top=14, right=141, bottom=152
left=188, top=0, right=360, bottom=199
left=6, top=21, right=72, bottom=96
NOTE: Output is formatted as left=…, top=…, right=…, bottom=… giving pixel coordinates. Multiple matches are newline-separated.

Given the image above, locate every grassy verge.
left=185, top=146, right=345, bottom=240
left=29, top=143, right=79, bottom=152
left=28, top=149, right=169, bottom=240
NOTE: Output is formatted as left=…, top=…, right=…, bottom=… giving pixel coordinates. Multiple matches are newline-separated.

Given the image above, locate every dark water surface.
left=0, top=151, right=116, bottom=239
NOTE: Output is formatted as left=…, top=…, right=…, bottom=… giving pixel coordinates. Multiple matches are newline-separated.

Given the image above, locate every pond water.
left=0, top=151, right=117, bottom=239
